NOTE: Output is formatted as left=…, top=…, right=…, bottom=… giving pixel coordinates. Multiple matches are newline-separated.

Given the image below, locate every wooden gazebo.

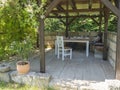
left=37, top=0, right=120, bottom=79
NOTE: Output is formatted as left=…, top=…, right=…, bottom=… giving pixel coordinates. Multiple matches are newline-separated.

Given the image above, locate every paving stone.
left=10, top=71, right=51, bottom=88
left=0, top=71, right=11, bottom=82
left=0, top=63, right=11, bottom=72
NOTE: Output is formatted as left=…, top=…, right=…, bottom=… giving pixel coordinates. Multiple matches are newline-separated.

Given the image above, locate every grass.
left=0, top=81, right=55, bottom=90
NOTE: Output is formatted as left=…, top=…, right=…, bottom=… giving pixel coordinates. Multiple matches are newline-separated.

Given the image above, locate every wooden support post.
left=115, top=0, right=120, bottom=80
left=36, top=32, right=39, bottom=48
left=36, top=0, right=41, bottom=49
left=99, top=2, right=103, bottom=32
left=39, top=18, right=45, bottom=73
left=99, top=15, right=102, bottom=32
left=103, top=7, right=109, bottom=60
left=37, top=0, right=45, bottom=73
left=116, top=17, right=120, bottom=79
left=65, top=0, right=69, bottom=37
left=65, top=17, right=69, bottom=37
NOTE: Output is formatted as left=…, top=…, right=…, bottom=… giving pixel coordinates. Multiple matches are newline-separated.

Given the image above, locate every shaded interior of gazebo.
left=37, top=0, right=120, bottom=80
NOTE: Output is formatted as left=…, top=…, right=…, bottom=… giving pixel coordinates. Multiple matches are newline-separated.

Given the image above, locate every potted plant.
left=16, top=38, right=33, bottom=74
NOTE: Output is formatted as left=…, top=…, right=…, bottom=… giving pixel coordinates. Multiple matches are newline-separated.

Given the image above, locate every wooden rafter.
left=49, top=0, right=65, bottom=11
left=69, top=0, right=77, bottom=10
left=49, top=0, right=65, bottom=16
left=52, top=8, right=101, bottom=13
left=60, top=19, right=66, bottom=25
left=45, top=0, right=119, bottom=18
left=100, top=0, right=120, bottom=17
left=46, top=1, right=64, bottom=21
left=88, top=0, right=92, bottom=9
left=68, top=17, right=77, bottom=25
left=91, top=17, right=99, bottom=25
left=57, top=4, right=65, bottom=11
left=45, top=0, right=63, bottom=17
left=47, top=15, right=101, bottom=18
left=60, top=0, right=100, bottom=5
left=69, top=0, right=79, bottom=15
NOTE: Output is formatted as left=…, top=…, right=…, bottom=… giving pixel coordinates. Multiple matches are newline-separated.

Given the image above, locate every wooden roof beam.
left=91, top=17, right=99, bottom=25
left=48, top=0, right=64, bottom=11
left=100, top=0, right=120, bottom=17
left=69, top=0, right=79, bottom=15
left=47, top=0, right=64, bottom=17
left=45, top=0, right=62, bottom=17
left=59, top=19, right=66, bottom=25
left=51, top=8, right=101, bottom=13
left=61, top=0, right=100, bottom=5
left=46, top=3, right=65, bottom=26
left=88, top=0, right=92, bottom=9
left=47, top=15, right=100, bottom=18
left=56, top=4, right=65, bottom=11
left=114, top=0, right=119, bottom=8
left=69, top=0, right=77, bottom=10
left=68, top=17, right=77, bottom=25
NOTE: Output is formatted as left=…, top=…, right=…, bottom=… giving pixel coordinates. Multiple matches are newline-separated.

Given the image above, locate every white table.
left=55, top=38, right=89, bottom=57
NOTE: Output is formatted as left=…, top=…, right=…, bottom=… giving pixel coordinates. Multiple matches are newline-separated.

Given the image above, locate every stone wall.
left=107, top=32, right=117, bottom=69
left=0, top=56, right=117, bottom=89
left=1, top=70, right=120, bottom=90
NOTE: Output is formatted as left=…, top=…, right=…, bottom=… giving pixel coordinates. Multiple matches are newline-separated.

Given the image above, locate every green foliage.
left=0, top=0, right=36, bottom=60
left=69, top=18, right=98, bottom=32
left=0, top=81, right=55, bottom=90
left=0, top=81, right=29, bottom=90
left=45, top=18, right=65, bottom=32
left=11, top=37, right=34, bottom=61
left=45, top=15, right=117, bottom=33
left=0, top=81, right=56, bottom=90
left=45, top=18, right=99, bottom=32
left=108, top=15, right=117, bottom=32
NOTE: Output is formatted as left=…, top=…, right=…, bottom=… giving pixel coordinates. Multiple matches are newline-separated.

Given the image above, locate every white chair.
left=56, top=36, right=72, bottom=61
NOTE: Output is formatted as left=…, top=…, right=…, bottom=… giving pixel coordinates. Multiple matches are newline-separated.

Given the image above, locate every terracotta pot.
left=16, top=61, right=30, bottom=74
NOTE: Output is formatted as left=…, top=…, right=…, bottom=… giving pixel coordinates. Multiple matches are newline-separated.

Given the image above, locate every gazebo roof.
left=46, top=0, right=115, bottom=18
